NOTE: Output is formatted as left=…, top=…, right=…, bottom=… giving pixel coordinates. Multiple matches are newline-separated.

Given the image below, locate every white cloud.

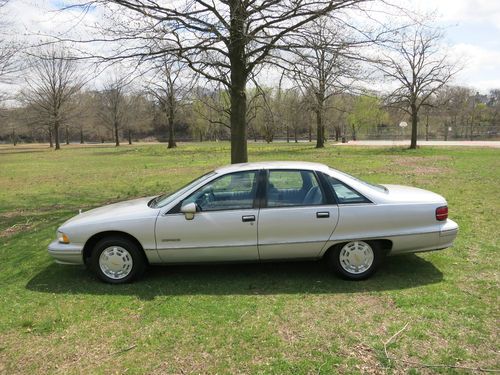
left=450, top=43, right=500, bottom=92
left=410, top=0, right=500, bottom=27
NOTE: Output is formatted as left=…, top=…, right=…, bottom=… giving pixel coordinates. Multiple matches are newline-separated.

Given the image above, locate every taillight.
left=436, top=206, right=448, bottom=221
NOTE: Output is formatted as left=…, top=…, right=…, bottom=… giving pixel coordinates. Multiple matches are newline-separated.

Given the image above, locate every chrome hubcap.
left=99, top=246, right=133, bottom=280
left=339, top=241, right=374, bottom=274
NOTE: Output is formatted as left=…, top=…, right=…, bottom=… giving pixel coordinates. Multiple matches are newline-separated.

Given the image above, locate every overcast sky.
left=3, top=0, right=500, bottom=94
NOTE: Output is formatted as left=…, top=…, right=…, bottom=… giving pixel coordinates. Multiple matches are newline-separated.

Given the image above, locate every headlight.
left=57, top=231, right=70, bottom=244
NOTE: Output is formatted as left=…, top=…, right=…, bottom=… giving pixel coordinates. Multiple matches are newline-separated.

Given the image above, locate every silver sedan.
left=48, top=161, right=458, bottom=283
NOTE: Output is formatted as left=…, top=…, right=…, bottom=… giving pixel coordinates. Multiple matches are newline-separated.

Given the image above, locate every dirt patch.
left=338, top=343, right=386, bottom=374
left=387, top=156, right=451, bottom=175
left=0, top=205, right=67, bottom=219
left=0, top=218, right=34, bottom=238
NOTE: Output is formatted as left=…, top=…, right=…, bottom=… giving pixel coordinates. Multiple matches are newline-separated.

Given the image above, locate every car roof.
left=214, top=161, right=331, bottom=174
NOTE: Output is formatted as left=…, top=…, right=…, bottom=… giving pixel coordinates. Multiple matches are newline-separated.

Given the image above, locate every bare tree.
left=194, top=87, right=231, bottom=140
left=252, top=86, right=279, bottom=143
left=146, top=58, right=193, bottom=148
left=287, top=18, right=359, bottom=148
left=22, top=46, right=84, bottom=149
left=380, top=24, right=459, bottom=149
left=98, top=76, right=130, bottom=146
left=284, top=89, right=310, bottom=143
left=0, top=0, right=18, bottom=89
left=72, top=90, right=100, bottom=144
left=74, top=0, right=376, bottom=162
left=124, top=92, right=152, bottom=144
left=193, top=84, right=263, bottom=142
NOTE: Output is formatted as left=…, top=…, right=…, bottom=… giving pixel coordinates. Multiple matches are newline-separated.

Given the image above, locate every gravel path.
left=336, top=140, right=500, bottom=148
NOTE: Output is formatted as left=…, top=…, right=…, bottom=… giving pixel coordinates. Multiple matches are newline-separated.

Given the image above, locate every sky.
left=418, top=0, right=500, bottom=93
left=2, top=0, right=500, bottom=94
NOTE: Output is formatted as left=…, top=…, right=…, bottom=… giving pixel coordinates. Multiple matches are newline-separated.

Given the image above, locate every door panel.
left=156, top=210, right=259, bottom=262
left=155, top=170, right=260, bottom=263
left=258, top=169, right=339, bottom=260
left=258, top=205, right=339, bottom=259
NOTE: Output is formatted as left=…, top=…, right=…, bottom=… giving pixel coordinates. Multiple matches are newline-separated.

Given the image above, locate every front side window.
left=182, top=171, right=258, bottom=211
left=266, top=170, right=325, bottom=207
left=149, top=171, right=216, bottom=208
left=325, top=175, right=371, bottom=204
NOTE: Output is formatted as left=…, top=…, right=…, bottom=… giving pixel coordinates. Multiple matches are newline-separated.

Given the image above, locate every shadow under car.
left=26, top=254, right=443, bottom=300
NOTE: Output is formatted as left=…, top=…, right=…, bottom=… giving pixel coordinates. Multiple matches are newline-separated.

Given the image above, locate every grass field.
left=0, top=142, right=498, bottom=374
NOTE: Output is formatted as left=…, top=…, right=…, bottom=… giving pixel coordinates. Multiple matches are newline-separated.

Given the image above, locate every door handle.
left=316, top=211, right=330, bottom=218
left=242, top=215, right=256, bottom=222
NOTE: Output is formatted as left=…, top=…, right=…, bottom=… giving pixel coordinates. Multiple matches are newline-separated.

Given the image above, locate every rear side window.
left=267, top=170, right=325, bottom=207
left=325, top=175, right=371, bottom=204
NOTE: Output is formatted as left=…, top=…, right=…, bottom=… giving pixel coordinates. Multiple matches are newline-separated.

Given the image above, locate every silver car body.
left=48, top=161, right=458, bottom=265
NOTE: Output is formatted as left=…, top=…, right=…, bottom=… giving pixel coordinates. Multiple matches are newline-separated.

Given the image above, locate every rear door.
left=257, top=169, right=339, bottom=260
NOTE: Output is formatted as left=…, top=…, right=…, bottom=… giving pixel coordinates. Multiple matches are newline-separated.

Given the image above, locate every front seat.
left=303, top=186, right=323, bottom=205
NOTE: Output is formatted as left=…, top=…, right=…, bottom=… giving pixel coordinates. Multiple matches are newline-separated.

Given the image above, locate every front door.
left=258, top=169, right=339, bottom=259
left=155, top=170, right=260, bottom=263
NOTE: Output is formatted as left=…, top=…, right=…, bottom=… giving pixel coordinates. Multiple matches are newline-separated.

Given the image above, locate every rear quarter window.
left=325, top=175, right=371, bottom=204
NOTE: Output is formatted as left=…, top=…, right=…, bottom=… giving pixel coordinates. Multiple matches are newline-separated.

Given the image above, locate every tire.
left=90, top=236, right=147, bottom=284
left=326, top=240, right=383, bottom=280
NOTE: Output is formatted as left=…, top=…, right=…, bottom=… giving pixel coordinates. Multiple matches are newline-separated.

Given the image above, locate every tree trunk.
left=470, top=99, right=475, bottom=141
left=49, top=127, right=53, bottom=148
left=335, top=126, right=340, bottom=142
left=12, top=128, right=17, bottom=146
left=286, top=126, right=290, bottom=143
left=229, top=67, right=247, bottom=163
left=114, top=122, right=120, bottom=146
left=294, top=128, right=298, bottom=143
left=228, top=1, right=248, bottom=164
left=80, top=128, right=84, bottom=144
left=128, top=129, right=132, bottom=145
left=351, top=126, right=357, bottom=141
left=425, top=113, right=429, bottom=141
left=65, top=125, right=70, bottom=145
left=167, top=100, right=177, bottom=149
left=199, top=131, right=203, bottom=142
left=54, top=121, right=60, bottom=150
left=444, top=122, right=448, bottom=141
left=315, top=109, right=324, bottom=148
left=308, top=125, right=312, bottom=142
left=410, top=103, right=418, bottom=149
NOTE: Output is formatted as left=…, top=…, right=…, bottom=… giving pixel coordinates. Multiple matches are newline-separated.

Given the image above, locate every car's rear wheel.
left=90, top=236, right=146, bottom=284
left=327, top=240, right=383, bottom=280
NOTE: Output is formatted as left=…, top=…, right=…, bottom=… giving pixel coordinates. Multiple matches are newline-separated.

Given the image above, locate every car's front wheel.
left=326, top=240, right=383, bottom=280
left=90, top=236, right=146, bottom=284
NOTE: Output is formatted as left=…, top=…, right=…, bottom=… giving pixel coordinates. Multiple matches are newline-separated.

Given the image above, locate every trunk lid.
left=380, top=184, right=446, bottom=204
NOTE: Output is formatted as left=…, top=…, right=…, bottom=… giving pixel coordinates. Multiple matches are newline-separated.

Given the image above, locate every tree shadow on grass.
left=26, top=254, right=443, bottom=300
left=0, top=148, right=48, bottom=155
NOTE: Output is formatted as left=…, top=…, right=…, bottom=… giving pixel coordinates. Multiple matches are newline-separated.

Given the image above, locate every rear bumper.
left=389, top=219, right=459, bottom=255
left=48, top=240, right=84, bottom=265
left=438, top=219, right=459, bottom=249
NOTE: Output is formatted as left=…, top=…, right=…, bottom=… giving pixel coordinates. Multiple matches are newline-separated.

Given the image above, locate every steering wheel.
left=196, top=188, right=215, bottom=209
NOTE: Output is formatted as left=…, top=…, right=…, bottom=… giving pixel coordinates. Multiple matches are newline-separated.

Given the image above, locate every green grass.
left=0, top=142, right=498, bottom=374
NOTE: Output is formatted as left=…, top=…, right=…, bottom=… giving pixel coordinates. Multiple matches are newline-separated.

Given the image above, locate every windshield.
left=330, top=168, right=388, bottom=193
left=148, top=171, right=216, bottom=208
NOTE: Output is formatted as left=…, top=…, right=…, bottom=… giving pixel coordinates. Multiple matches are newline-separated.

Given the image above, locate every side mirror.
left=180, top=202, right=197, bottom=220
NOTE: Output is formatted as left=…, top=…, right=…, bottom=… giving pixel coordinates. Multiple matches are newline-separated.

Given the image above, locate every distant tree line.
left=0, top=1, right=498, bottom=154
left=2, top=79, right=499, bottom=146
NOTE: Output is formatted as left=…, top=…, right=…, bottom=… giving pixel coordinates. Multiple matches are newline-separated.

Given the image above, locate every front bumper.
left=48, top=240, right=84, bottom=265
